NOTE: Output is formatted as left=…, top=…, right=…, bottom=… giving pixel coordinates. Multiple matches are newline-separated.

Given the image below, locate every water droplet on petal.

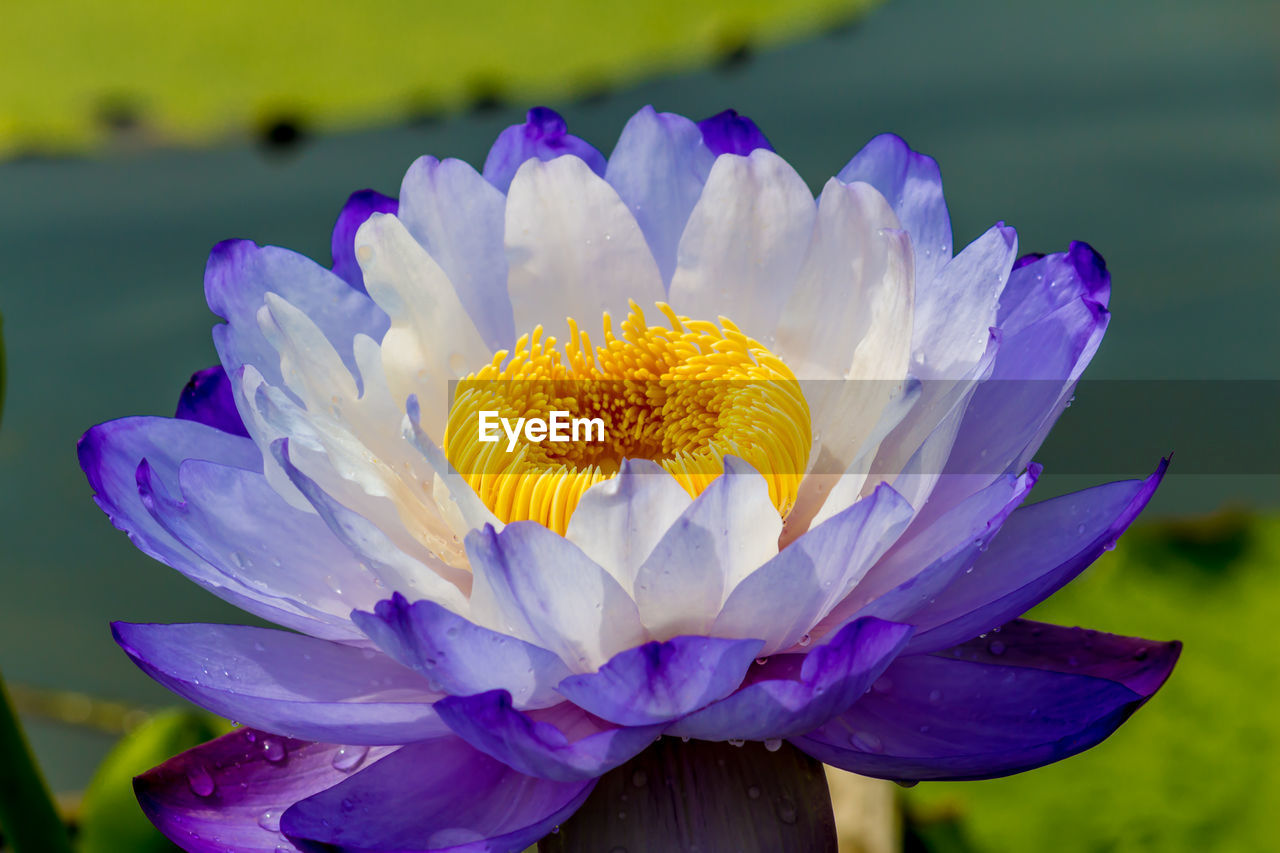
left=1076, top=523, right=1086, bottom=534
left=763, top=738, right=782, bottom=752
left=755, top=657, right=769, bottom=666
left=895, top=779, right=919, bottom=789
left=186, top=765, right=215, bottom=797
left=631, top=769, right=648, bottom=788
left=747, top=785, right=761, bottom=800
left=988, top=640, right=1006, bottom=656
left=258, top=809, right=280, bottom=831
left=797, top=634, right=811, bottom=647
left=928, top=689, right=943, bottom=706
left=849, top=731, right=884, bottom=753
left=262, top=739, right=286, bottom=762
left=728, top=739, right=745, bottom=747
left=1133, top=647, right=1149, bottom=661
left=332, top=745, right=370, bottom=773
left=680, top=735, right=690, bottom=743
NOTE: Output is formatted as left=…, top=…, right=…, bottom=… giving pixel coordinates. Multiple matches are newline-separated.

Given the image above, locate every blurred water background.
left=0, top=0, right=1275, bottom=849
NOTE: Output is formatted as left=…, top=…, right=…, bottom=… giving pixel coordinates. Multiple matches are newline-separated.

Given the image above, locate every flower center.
left=445, top=302, right=811, bottom=534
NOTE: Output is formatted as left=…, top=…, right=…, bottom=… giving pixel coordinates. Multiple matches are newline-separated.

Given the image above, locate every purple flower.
left=81, top=106, right=1178, bottom=852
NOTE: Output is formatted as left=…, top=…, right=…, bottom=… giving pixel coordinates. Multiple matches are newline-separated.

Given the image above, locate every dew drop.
left=755, top=657, right=769, bottom=666
left=617, top=811, right=627, bottom=820
left=1133, top=647, right=1149, bottom=661
left=262, top=739, right=286, bottom=763
left=747, top=785, right=761, bottom=800
left=257, top=809, right=280, bottom=831
left=550, top=825, right=560, bottom=835
left=186, top=765, right=215, bottom=797
left=332, top=745, right=369, bottom=773
left=988, top=640, right=1006, bottom=656
left=895, top=779, right=920, bottom=789
left=631, top=769, right=648, bottom=788
left=763, top=738, right=782, bottom=752
left=927, top=689, right=943, bottom=706
left=797, top=633, right=811, bottom=647
left=680, top=736, right=690, bottom=743
left=1076, top=523, right=1086, bottom=534
left=728, top=739, right=745, bottom=747
left=850, top=731, right=884, bottom=753
left=340, top=797, right=354, bottom=812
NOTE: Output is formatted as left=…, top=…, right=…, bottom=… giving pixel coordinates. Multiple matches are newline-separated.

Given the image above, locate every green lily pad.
left=1, top=0, right=881, bottom=155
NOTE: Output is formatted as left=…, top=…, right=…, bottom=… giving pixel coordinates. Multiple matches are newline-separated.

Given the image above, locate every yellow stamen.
left=444, top=301, right=811, bottom=534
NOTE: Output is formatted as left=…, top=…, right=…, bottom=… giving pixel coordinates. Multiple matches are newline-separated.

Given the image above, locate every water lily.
left=80, top=106, right=1179, bottom=852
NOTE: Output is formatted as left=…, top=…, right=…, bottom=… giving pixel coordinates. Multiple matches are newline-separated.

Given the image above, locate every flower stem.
left=539, top=738, right=838, bottom=853
left=0, top=668, right=74, bottom=853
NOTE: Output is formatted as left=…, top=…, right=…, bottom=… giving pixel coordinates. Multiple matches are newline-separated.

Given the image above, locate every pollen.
left=444, top=301, right=811, bottom=534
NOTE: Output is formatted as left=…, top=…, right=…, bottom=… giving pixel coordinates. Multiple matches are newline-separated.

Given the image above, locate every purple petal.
left=352, top=593, right=571, bottom=709
left=696, top=109, right=774, bottom=156
left=482, top=106, right=605, bottom=194
left=330, top=189, right=398, bottom=293
left=712, top=482, right=914, bottom=655
left=814, top=466, right=1039, bottom=638
left=605, top=106, right=716, bottom=286
left=174, top=365, right=249, bottom=437
left=281, top=736, right=593, bottom=853
left=113, top=622, right=447, bottom=745
left=920, top=294, right=1109, bottom=522
left=206, top=240, right=388, bottom=395
left=135, top=728, right=396, bottom=853
left=466, top=522, right=647, bottom=671
left=838, top=133, right=952, bottom=287
left=791, top=619, right=1180, bottom=781
left=78, top=418, right=355, bottom=639
left=908, top=459, right=1168, bottom=652
left=137, top=456, right=390, bottom=627
left=667, top=617, right=913, bottom=741
left=999, top=241, right=1111, bottom=336
left=434, top=692, right=662, bottom=782
left=555, top=635, right=763, bottom=726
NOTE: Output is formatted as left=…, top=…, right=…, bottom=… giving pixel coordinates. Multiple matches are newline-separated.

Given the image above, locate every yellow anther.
left=444, top=305, right=812, bottom=534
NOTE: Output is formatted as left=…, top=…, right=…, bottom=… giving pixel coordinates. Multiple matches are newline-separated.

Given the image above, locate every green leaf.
left=0, top=0, right=882, bottom=156
left=77, top=709, right=229, bottom=853
left=0, top=669, right=74, bottom=853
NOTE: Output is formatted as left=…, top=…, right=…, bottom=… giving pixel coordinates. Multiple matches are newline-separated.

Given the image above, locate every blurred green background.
left=0, top=0, right=1276, bottom=850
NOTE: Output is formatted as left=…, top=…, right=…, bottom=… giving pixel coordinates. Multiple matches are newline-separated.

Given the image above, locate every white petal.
left=356, top=213, right=492, bottom=444
left=398, top=156, right=515, bottom=351
left=668, top=150, right=815, bottom=342
left=563, top=459, right=691, bottom=594
left=912, top=224, right=1016, bottom=379
left=774, top=179, right=904, bottom=377
left=504, top=155, right=664, bottom=347
left=468, top=524, right=648, bottom=672
left=632, top=458, right=781, bottom=639
left=713, top=483, right=913, bottom=655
